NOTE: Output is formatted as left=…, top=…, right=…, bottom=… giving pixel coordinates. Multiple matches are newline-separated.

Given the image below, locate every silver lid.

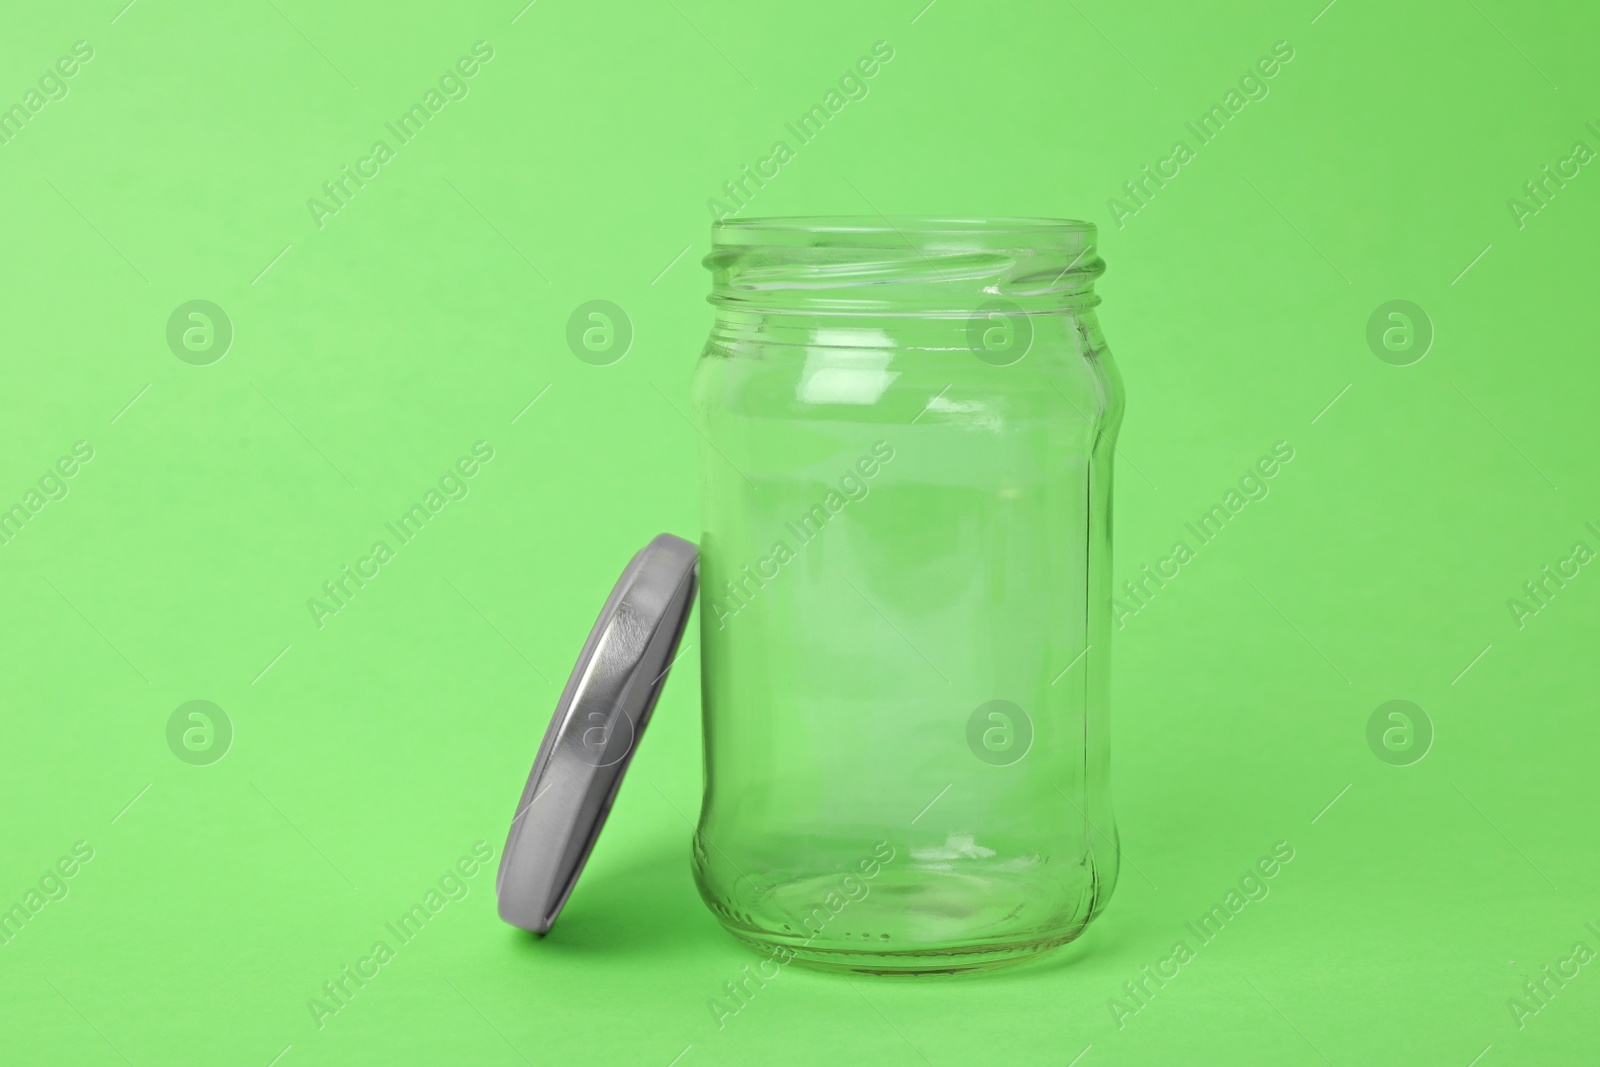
left=495, top=533, right=698, bottom=933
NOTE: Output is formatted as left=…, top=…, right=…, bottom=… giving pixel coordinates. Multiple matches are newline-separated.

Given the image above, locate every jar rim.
left=706, top=216, right=1103, bottom=314
left=715, top=215, right=1095, bottom=238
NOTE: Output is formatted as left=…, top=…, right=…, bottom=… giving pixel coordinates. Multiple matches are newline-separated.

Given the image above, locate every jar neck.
left=704, top=216, right=1103, bottom=318
left=705, top=306, right=1100, bottom=356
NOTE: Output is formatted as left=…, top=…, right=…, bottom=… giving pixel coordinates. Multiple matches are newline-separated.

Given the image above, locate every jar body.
left=691, top=219, right=1122, bottom=975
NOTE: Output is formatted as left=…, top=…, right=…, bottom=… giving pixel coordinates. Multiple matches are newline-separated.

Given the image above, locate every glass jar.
left=690, top=217, right=1122, bottom=975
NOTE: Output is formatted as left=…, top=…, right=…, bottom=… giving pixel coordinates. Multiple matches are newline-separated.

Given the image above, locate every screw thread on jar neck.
left=704, top=216, right=1103, bottom=317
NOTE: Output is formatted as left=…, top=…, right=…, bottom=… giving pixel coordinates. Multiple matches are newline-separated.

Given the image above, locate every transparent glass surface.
left=691, top=217, right=1123, bottom=975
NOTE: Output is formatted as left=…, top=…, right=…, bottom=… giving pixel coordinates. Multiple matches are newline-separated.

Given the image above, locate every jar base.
left=699, top=847, right=1105, bottom=976
left=722, top=925, right=1088, bottom=977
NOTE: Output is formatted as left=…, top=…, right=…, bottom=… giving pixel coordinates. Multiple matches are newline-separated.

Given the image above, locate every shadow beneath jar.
left=500, top=838, right=716, bottom=959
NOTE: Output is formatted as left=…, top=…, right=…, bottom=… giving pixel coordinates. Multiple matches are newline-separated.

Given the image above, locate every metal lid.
left=495, top=533, right=698, bottom=934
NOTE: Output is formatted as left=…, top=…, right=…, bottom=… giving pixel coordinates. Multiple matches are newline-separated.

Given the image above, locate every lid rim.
left=495, top=534, right=698, bottom=934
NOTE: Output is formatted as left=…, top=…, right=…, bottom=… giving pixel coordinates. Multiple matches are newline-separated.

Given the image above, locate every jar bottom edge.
left=722, top=925, right=1089, bottom=978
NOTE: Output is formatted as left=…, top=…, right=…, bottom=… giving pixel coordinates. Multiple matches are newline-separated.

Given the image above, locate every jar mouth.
left=716, top=215, right=1095, bottom=238
left=706, top=215, right=1102, bottom=314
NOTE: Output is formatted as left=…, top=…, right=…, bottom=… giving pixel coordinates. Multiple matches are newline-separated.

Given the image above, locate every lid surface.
left=495, top=533, right=698, bottom=933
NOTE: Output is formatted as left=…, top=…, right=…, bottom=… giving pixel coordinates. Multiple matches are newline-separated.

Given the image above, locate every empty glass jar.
left=690, top=217, right=1123, bottom=975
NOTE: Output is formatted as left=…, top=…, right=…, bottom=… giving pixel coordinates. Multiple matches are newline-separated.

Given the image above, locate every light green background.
left=2, top=0, right=1597, bottom=1064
